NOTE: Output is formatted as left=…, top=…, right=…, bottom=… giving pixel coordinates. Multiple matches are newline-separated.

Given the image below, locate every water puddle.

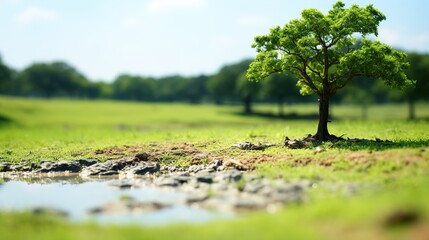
left=0, top=176, right=233, bottom=225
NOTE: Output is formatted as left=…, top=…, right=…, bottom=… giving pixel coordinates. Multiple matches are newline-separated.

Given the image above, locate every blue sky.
left=0, top=0, right=428, bottom=81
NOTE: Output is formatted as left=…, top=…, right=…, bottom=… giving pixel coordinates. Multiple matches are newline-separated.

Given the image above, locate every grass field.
left=1, top=96, right=429, bottom=239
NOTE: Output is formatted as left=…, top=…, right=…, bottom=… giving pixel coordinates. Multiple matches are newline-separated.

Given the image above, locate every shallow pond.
left=0, top=176, right=233, bottom=225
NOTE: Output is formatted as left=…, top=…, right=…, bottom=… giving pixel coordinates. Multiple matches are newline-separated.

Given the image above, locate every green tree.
left=19, top=61, right=88, bottom=98
left=112, top=74, right=155, bottom=101
left=339, top=76, right=375, bottom=120
left=247, top=1, right=413, bottom=141
left=260, top=73, right=299, bottom=116
left=404, top=53, right=429, bottom=120
left=207, top=59, right=251, bottom=104
left=236, top=73, right=260, bottom=114
left=0, top=54, right=14, bottom=94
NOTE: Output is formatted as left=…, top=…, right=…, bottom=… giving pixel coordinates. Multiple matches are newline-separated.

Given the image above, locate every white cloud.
left=237, top=15, right=268, bottom=27
left=15, top=6, right=57, bottom=24
left=147, top=0, right=206, bottom=13
left=379, top=28, right=429, bottom=51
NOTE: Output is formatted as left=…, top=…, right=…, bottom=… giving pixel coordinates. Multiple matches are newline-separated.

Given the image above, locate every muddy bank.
left=0, top=154, right=311, bottom=215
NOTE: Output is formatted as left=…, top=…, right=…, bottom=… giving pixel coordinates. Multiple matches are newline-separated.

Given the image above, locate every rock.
left=0, top=162, right=11, bottom=172
left=231, top=142, right=271, bottom=150
left=88, top=200, right=170, bottom=215
left=206, top=159, right=222, bottom=171
left=195, top=172, right=214, bottom=184
left=232, top=196, right=267, bottom=210
left=134, top=152, right=150, bottom=161
left=80, top=162, right=118, bottom=176
left=39, top=161, right=81, bottom=173
left=214, top=170, right=242, bottom=183
left=314, top=146, right=325, bottom=154
left=127, top=162, right=160, bottom=175
left=80, top=158, right=139, bottom=176
left=284, top=138, right=307, bottom=149
left=185, top=192, right=209, bottom=204
left=155, top=177, right=180, bottom=187
left=269, top=192, right=303, bottom=204
left=73, top=159, right=98, bottom=167
left=243, top=182, right=265, bottom=194
left=277, top=184, right=303, bottom=194
left=168, top=172, right=191, bottom=184
left=187, top=165, right=205, bottom=173
left=109, top=179, right=135, bottom=189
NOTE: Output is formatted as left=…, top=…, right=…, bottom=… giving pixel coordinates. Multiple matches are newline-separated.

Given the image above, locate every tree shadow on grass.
left=328, top=139, right=429, bottom=151
left=0, top=114, right=12, bottom=126
left=234, top=111, right=319, bottom=120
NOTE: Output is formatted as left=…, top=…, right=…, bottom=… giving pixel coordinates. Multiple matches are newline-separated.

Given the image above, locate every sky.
left=0, top=0, right=428, bottom=81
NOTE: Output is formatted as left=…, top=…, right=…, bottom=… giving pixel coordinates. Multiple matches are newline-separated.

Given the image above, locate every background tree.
left=260, top=73, right=299, bottom=116
left=185, top=75, right=209, bottom=103
left=236, top=73, right=261, bottom=114
left=207, top=59, right=251, bottom=104
left=247, top=1, right=413, bottom=141
left=0, top=55, right=13, bottom=94
left=338, top=76, right=376, bottom=120
left=404, top=53, right=429, bottom=119
left=19, top=61, right=88, bottom=98
left=112, top=74, right=155, bottom=101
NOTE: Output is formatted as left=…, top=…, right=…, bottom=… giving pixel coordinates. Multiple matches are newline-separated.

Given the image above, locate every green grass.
left=1, top=96, right=429, bottom=239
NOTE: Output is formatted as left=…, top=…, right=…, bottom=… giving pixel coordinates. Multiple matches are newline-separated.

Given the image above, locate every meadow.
left=1, top=96, right=429, bottom=239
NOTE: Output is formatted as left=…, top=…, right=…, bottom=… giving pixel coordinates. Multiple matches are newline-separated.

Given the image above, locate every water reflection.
left=0, top=176, right=233, bottom=225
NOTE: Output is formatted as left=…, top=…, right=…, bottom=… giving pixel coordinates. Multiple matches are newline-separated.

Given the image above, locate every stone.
left=187, top=165, right=205, bottom=173
left=243, top=182, right=265, bottom=194
left=127, top=162, right=160, bottom=175
left=80, top=158, right=143, bottom=176
left=277, top=184, right=303, bottom=194
left=0, top=162, right=11, bottom=172
left=73, top=159, right=98, bottom=167
left=206, top=159, right=222, bottom=171
left=214, top=170, right=242, bottom=183
left=195, top=172, right=214, bottom=184
left=168, top=173, right=191, bottom=184
left=231, top=142, right=270, bottom=150
left=185, top=192, right=209, bottom=204
left=284, top=138, right=307, bottom=149
left=155, top=176, right=181, bottom=187
left=314, top=146, right=325, bottom=154
left=39, top=161, right=81, bottom=173
left=88, top=200, right=170, bottom=215
left=109, top=180, right=135, bottom=189
left=134, top=152, right=150, bottom=161
left=80, top=163, right=118, bottom=176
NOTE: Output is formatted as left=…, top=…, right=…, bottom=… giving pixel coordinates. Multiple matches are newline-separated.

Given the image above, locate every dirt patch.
left=91, top=142, right=429, bottom=172
left=223, top=154, right=291, bottom=171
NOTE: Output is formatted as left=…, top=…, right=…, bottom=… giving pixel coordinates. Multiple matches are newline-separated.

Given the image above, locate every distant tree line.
left=0, top=51, right=428, bottom=118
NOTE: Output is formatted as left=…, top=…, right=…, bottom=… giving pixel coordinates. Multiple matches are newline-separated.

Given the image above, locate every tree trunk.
left=315, top=94, right=331, bottom=141
left=243, top=96, right=252, bottom=114
left=408, top=99, right=416, bottom=120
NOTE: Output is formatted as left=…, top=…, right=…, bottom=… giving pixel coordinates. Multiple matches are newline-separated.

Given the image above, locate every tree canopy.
left=247, top=1, right=413, bottom=140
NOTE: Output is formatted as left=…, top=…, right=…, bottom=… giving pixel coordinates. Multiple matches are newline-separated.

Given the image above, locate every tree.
left=19, top=61, right=88, bottom=98
left=112, top=74, right=155, bottom=101
left=404, top=53, right=429, bottom=120
left=207, top=59, right=252, bottom=104
left=247, top=1, right=413, bottom=141
left=0, top=54, right=14, bottom=94
left=236, top=73, right=260, bottom=114
left=260, top=73, right=299, bottom=116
